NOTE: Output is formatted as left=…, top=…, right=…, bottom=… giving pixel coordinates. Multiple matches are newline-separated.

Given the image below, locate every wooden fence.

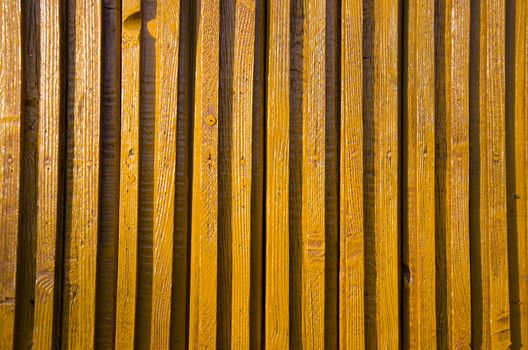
left=0, top=0, right=527, bottom=348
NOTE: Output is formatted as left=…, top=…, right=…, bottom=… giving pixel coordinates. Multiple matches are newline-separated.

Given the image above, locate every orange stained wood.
left=339, top=0, right=364, bottom=348
left=61, top=0, right=102, bottom=348
left=0, top=0, right=22, bottom=348
left=435, top=0, right=472, bottom=348
left=265, top=0, right=290, bottom=347
left=115, top=0, right=141, bottom=347
left=470, top=0, right=511, bottom=347
left=509, top=0, right=528, bottom=347
left=301, top=0, right=326, bottom=347
left=150, top=0, right=181, bottom=347
left=189, top=0, right=220, bottom=347
left=365, top=0, right=401, bottom=347
left=403, top=0, right=436, bottom=347
left=32, top=0, right=63, bottom=348
left=230, top=0, right=256, bottom=348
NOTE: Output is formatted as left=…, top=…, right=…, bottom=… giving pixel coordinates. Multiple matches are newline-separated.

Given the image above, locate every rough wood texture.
left=115, top=0, right=141, bottom=347
left=32, top=0, right=63, bottom=348
left=265, top=0, right=290, bottom=347
left=2, top=0, right=527, bottom=347
left=230, top=0, right=256, bottom=348
left=339, top=0, right=364, bottom=347
left=470, top=0, right=511, bottom=348
left=364, top=0, right=401, bottom=348
left=507, top=0, right=528, bottom=347
left=0, top=1, right=22, bottom=348
left=435, top=0, right=472, bottom=348
left=403, top=0, right=436, bottom=348
left=189, top=0, right=220, bottom=347
left=150, top=0, right=181, bottom=347
left=61, top=0, right=102, bottom=348
left=301, top=0, right=326, bottom=347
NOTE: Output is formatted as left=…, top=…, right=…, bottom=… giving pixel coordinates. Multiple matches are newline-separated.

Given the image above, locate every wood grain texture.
left=32, top=0, right=63, bottom=348
left=265, top=0, right=290, bottom=347
left=189, top=0, right=220, bottom=347
left=507, top=0, right=528, bottom=347
left=115, top=0, right=141, bottom=347
left=339, top=0, right=364, bottom=347
left=61, top=0, right=102, bottom=347
left=0, top=0, right=22, bottom=348
left=230, top=0, right=256, bottom=348
left=364, top=0, right=401, bottom=348
left=301, top=0, right=326, bottom=347
left=403, top=0, right=436, bottom=347
left=435, top=0, right=472, bottom=348
left=470, top=0, right=511, bottom=347
left=150, top=0, right=181, bottom=347
left=95, top=0, right=120, bottom=346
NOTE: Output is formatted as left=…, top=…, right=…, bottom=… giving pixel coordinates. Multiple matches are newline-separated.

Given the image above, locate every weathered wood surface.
left=0, top=0, right=526, bottom=348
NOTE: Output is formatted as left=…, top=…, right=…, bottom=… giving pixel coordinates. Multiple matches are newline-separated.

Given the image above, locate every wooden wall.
left=0, top=0, right=527, bottom=348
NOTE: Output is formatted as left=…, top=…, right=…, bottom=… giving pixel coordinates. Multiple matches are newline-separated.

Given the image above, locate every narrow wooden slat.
left=470, top=0, right=510, bottom=347
left=170, top=0, right=192, bottom=345
left=230, top=0, right=256, bottom=347
left=32, top=0, right=63, bottom=348
left=0, top=1, right=22, bottom=347
left=62, top=0, right=102, bottom=347
left=403, top=0, right=436, bottom=347
left=265, top=0, right=290, bottom=347
left=301, top=0, right=326, bottom=347
left=95, top=0, right=121, bottom=346
left=364, top=0, right=401, bottom=347
left=150, top=0, right=181, bottom=347
left=189, top=0, right=220, bottom=346
left=115, top=0, right=141, bottom=347
left=435, top=0, right=472, bottom=347
left=339, top=0, right=364, bottom=347
left=507, top=0, right=528, bottom=346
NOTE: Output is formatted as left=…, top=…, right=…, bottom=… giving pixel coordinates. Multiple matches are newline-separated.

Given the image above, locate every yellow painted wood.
left=0, top=0, right=22, bottom=347
left=435, top=0, right=472, bottom=348
left=301, top=0, right=326, bottom=347
left=364, top=0, right=401, bottom=347
left=230, top=0, right=256, bottom=348
left=61, top=0, right=102, bottom=347
left=470, top=0, right=510, bottom=347
left=265, top=0, right=290, bottom=347
left=189, top=0, right=220, bottom=347
left=32, top=1, right=63, bottom=348
left=150, top=0, right=181, bottom=347
left=115, top=0, right=141, bottom=347
left=339, top=0, right=364, bottom=347
left=508, top=0, right=528, bottom=347
left=403, top=0, right=436, bottom=348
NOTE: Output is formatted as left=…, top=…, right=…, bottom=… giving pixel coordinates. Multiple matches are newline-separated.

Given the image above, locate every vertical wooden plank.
left=0, top=0, right=22, bottom=347
left=32, top=0, right=63, bottom=348
left=265, top=0, right=290, bottom=347
left=170, top=0, right=192, bottom=346
left=507, top=0, right=528, bottom=347
left=301, top=0, right=326, bottom=347
left=62, top=0, right=102, bottom=347
left=189, top=0, right=220, bottom=346
left=115, top=0, right=141, bottom=347
left=250, top=0, right=265, bottom=346
left=95, top=0, right=121, bottom=346
left=339, top=0, right=364, bottom=347
left=470, top=0, right=510, bottom=347
left=435, top=0, right=472, bottom=348
left=230, top=0, right=256, bottom=348
left=403, top=0, right=436, bottom=348
left=150, top=0, right=181, bottom=347
left=364, top=0, right=401, bottom=347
